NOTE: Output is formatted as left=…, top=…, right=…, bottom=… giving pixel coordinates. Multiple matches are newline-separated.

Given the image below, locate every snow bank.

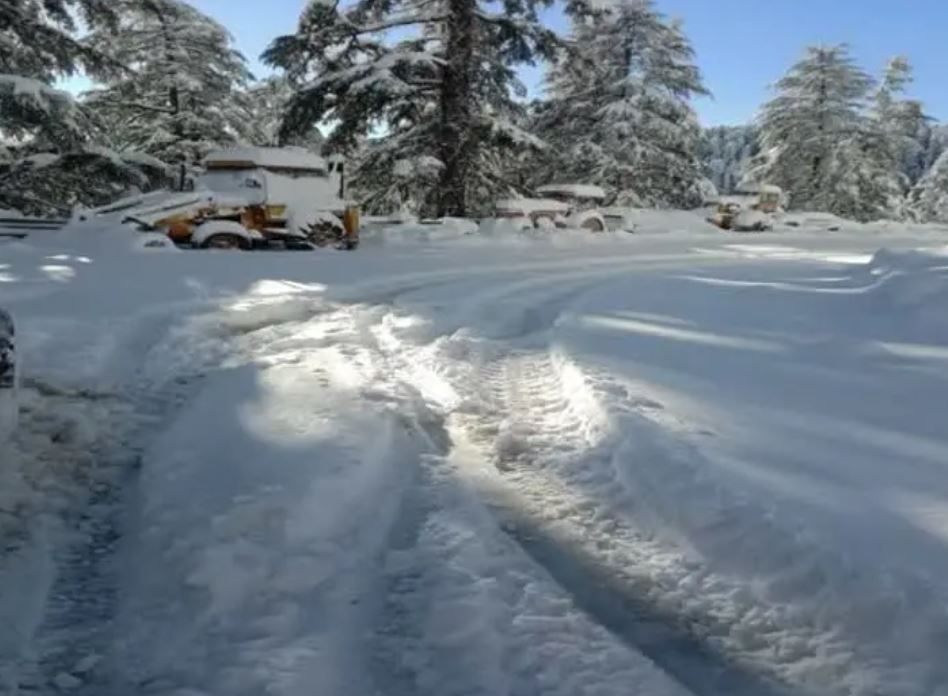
left=106, top=296, right=445, bottom=693
left=361, top=217, right=479, bottom=244
left=865, top=246, right=948, bottom=338
left=0, top=384, right=147, bottom=691
left=541, top=253, right=948, bottom=694
left=612, top=207, right=717, bottom=235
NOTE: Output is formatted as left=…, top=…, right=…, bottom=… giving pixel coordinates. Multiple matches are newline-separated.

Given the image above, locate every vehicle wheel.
left=581, top=217, right=605, bottom=232
left=201, top=233, right=250, bottom=250
left=534, top=216, right=556, bottom=230
left=302, top=219, right=344, bottom=247
left=285, top=238, right=316, bottom=251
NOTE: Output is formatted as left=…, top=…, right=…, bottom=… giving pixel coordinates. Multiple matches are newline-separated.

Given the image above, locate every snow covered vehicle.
left=494, top=184, right=616, bottom=232
left=0, top=307, right=16, bottom=446
left=118, top=147, right=361, bottom=250
left=708, top=185, right=783, bottom=232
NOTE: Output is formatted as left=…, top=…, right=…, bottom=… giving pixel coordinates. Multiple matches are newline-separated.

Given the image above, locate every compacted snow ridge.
left=1, top=219, right=947, bottom=695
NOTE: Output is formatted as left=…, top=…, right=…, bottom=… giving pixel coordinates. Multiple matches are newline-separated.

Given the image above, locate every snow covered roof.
left=204, top=147, right=327, bottom=173
left=536, top=184, right=607, bottom=201
left=495, top=198, right=571, bottom=215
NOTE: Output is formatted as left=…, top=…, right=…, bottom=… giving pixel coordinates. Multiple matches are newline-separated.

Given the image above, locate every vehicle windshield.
left=200, top=168, right=265, bottom=196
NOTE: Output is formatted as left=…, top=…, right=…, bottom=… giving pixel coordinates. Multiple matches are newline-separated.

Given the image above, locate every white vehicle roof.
left=204, top=147, right=327, bottom=173
left=495, top=198, right=571, bottom=215
left=734, top=183, right=782, bottom=196
left=536, top=184, right=607, bottom=201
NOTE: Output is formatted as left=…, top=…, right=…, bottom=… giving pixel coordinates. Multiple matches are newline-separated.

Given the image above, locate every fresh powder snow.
left=2, top=214, right=948, bottom=696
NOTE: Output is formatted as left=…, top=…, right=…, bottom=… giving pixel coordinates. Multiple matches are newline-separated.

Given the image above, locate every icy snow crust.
left=1, top=215, right=948, bottom=695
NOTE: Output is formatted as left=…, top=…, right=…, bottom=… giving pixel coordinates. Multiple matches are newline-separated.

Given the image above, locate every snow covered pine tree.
left=909, top=150, right=948, bottom=224
left=873, top=57, right=928, bottom=185
left=83, top=0, right=254, bottom=189
left=536, top=0, right=710, bottom=208
left=265, top=0, right=562, bottom=217
left=755, top=47, right=929, bottom=221
left=1, top=0, right=166, bottom=213
left=241, top=76, right=325, bottom=151
left=822, top=57, right=924, bottom=222
left=754, top=45, right=873, bottom=214
left=699, top=125, right=759, bottom=195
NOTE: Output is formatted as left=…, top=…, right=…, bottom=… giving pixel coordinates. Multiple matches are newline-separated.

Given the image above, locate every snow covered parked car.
left=0, top=307, right=16, bottom=445
left=493, top=184, right=622, bottom=232
left=707, top=185, right=783, bottom=232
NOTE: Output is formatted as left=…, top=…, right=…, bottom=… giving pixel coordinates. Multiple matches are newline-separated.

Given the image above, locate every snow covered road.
left=2, top=223, right=948, bottom=695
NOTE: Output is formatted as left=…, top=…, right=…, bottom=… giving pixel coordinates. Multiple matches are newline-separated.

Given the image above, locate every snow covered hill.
left=1, top=219, right=948, bottom=695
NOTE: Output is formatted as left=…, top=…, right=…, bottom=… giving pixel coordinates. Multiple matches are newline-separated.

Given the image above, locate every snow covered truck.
left=495, top=184, right=630, bottom=233
left=117, top=147, right=360, bottom=250
left=708, top=185, right=784, bottom=232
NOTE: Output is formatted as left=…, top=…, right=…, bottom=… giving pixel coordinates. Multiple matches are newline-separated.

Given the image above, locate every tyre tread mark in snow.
left=460, top=352, right=814, bottom=696
left=24, top=311, right=216, bottom=695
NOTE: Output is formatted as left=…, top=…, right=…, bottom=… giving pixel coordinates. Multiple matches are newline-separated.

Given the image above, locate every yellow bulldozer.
left=114, top=147, right=361, bottom=250
left=709, top=185, right=783, bottom=232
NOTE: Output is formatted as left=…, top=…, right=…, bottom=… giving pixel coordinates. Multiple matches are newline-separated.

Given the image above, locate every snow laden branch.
left=752, top=45, right=929, bottom=221
left=534, top=0, right=710, bottom=207
left=0, top=74, right=87, bottom=145
left=81, top=0, right=255, bottom=185
left=267, top=0, right=564, bottom=217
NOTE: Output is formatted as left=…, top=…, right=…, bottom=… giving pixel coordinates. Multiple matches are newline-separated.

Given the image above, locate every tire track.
left=450, top=350, right=814, bottom=696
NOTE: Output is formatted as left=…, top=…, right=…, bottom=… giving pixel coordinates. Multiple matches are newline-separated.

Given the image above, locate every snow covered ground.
left=2, top=215, right=948, bottom=696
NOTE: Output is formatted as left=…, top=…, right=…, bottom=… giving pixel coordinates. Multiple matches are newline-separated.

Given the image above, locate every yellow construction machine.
left=116, top=147, right=361, bottom=250
left=709, top=185, right=783, bottom=232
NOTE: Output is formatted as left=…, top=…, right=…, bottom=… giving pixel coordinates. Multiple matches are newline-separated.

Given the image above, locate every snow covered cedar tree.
left=0, top=0, right=117, bottom=82
left=755, top=48, right=932, bottom=221
left=241, top=76, right=325, bottom=151
left=909, top=150, right=948, bottom=224
left=83, top=0, right=254, bottom=188
left=536, top=0, right=710, bottom=208
left=265, top=0, right=563, bottom=217
left=1, top=1, right=171, bottom=213
left=754, top=45, right=877, bottom=215
left=0, top=0, right=121, bottom=145
left=873, top=57, right=928, bottom=180
left=913, top=123, right=948, bottom=185
left=699, top=125, right=759, bottom=195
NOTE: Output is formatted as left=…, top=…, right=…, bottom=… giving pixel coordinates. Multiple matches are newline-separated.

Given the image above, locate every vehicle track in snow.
left=12, top=244, right=930, bottom=695
left=364, top=265, right=849, bottom=696
left=383, top=257, right=940, bottom=696
left=449, top=351, right=806, bottom=696
left=360, top=269, right=706, bottom=696
left=353, top=266, right=772, bottom=695
left=6, top=306, right=227, bottom=695
left=21, top=371, right=207, bottom=695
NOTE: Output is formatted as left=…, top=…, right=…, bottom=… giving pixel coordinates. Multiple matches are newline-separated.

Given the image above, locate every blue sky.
left=141, top=1, right=948, bottom=126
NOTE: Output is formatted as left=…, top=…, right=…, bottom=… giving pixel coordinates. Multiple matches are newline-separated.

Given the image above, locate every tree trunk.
left=437, top=0, right=477, bottom=218
left=147, top=1, right=186, bottom=190
left=812, top=70, right=828, bottom=202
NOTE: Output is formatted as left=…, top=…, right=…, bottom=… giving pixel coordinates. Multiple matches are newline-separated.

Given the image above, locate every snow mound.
left=362, top=217, right=479, bottom=244
left=868, top=246, right=948, bottom=276
left=866, top=246, right=948, bottom=338
left=613, top=208, right=717, bottom=235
